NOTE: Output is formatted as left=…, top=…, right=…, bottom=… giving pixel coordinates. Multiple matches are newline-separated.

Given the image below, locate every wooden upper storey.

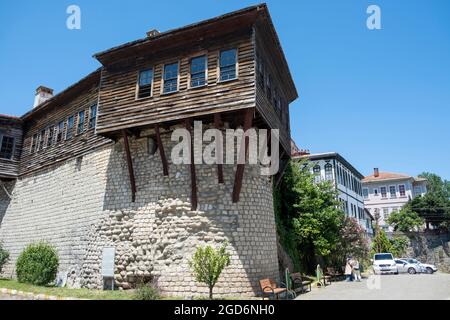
left=94, top=4, right=298, bottom=152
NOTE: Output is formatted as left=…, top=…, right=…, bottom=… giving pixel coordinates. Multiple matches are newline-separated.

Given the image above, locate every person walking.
left=344, top=258, right=353, bottom=282
left=352, top=258, right=361, bottom=282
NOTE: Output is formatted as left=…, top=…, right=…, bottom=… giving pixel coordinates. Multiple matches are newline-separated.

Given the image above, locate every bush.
left=133, top=280, right=160, bottom=300
left=0, top=242, right=9, bottom=274
left=16, top=242, right=59, bottom=286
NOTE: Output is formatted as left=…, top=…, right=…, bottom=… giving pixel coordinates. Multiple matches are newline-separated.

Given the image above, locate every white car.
left=395, top=259, right=421, bottom=274
left=401, top=258, right=438, bottom=274
left=373, top=253, right=398, bottom=275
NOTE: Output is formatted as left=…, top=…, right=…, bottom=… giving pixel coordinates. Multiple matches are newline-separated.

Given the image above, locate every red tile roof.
left=363, top=172, right=411, bottom=182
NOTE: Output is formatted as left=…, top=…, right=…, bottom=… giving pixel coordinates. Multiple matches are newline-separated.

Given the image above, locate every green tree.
left=279, top=161, right=344, bottom=272
left=415, top=172, right=450, bottom=228
left=389, top=236, right=409, bottom=257
left=188, top=242, right=230, bottom=299
left=387, top=207, right=424, bottom=232
left=371, top=228, right=392, bottom=255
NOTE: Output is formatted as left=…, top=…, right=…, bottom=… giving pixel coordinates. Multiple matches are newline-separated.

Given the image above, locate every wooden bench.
left=259, top=278, right=287, bottom=300
left=326, top=267, right=344, bottom=282
left=291, top=272, right=312, bottom=294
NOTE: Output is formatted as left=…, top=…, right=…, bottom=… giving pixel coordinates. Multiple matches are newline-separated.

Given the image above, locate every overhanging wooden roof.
left=93, top=3, right=298, bottom=102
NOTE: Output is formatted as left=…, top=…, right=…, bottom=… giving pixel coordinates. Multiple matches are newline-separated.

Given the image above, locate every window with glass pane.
left=89, top=104, right=97, bottom=129
left=57, top=121, right=64, bottom=142
left=325, top=163, right=333, bottom=181
left=414, top=186, right=422, bottom=196
left=0, top=136, right=14, bottom=159
left=138, top=69, right=153, bottom=98
left=66, top=116, right=74, bottom=139
left=163, top=63, right=179, bottom=93
left=380, top=186, right=387, bottom=198
left=399, top=185, right=406, bottom=196
left=313, top=165, right=321, bottom=183
left=219, top=49, right=237, bottom=81
left=47, top=126, right=54, bottom=147
left=190, top=56, right=206, bottom=87
left=77, top=111, right=85, bottom=134
left=389, top=186, right=396, bottom=198
left=266, top=74, right=272, bottom=101
left=30, top=134, right=37, bottom=153
left=363, top=188, right=369, bottom=199
left=39, top=130, right=46, bottom=150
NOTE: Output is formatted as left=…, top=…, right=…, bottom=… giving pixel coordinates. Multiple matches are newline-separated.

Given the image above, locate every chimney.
left=33, top=86, right=53, bottom=108
left=374, top=168, right=379, bottom=177
left=146, top=29, right=160, bottom=38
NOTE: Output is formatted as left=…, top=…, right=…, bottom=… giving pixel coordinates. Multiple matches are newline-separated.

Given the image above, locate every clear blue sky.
left=1, top=0, right=449, bottom=179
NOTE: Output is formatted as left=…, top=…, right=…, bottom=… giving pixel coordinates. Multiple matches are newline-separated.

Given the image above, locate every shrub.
left=0, top=242, right=9, bottom=274
left=188, top=242, right=230, bottom=299
left=16, top=242, right=59, bottom=286
left=133, top=279, right=160, bottom=300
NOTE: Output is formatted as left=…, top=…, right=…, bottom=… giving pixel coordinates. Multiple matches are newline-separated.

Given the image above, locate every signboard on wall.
left=101, top=247, right=116, bottom=278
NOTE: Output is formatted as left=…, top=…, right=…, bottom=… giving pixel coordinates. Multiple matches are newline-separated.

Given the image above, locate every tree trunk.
left=209, top=286, right=213, bottom=300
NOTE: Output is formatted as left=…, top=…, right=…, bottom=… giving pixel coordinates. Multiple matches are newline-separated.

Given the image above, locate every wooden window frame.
left=161, top=61, right=180, bottom=95
left=0, top=134, right=15, bottom=160
left=56, top=120, right=65, bottom=143
left=135, top=68, right=154, bottom=100
left=380, top=186, right=387, bottom=199
left=89, top=104, right=97, bottom=129
left=38, top=129, right=46, bottom=151
left=398, top=184, right=406, bottom=197
left=217, top=47, right=239, bottom=83
left=66, top=115, right=75, bottom=140
left=47, top=125, right=55, bottom=147
left=77, top=110, right=85, bottom=135
left=188, top=53, right=208, bottom=89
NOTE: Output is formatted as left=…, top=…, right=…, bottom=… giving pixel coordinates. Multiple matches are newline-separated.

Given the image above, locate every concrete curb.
left=0, top=287, right=81, bottom=300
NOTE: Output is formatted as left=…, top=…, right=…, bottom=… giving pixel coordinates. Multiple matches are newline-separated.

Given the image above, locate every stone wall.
left=0, top=125, right=279, bottom=297
left=405, top=231, right=450, bottom=273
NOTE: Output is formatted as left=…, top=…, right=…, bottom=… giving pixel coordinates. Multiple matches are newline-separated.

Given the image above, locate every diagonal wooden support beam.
left=232, top=108, right=254, bottom=203
left=122, top=129, right=136, bottom=202
left=214, top=113, right=224, bottom=184
left=155, top=123, right=169, bottom=176
left=185, top=119, right=198, bottom=211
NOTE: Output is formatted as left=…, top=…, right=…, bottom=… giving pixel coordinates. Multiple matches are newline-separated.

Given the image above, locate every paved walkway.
left=296, top=273, right=450, bottom=300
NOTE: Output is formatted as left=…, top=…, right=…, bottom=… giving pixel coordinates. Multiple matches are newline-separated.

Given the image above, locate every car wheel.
left=426, top=267, right=434, bottom=274
left=408, top=267, right=416, bottom=274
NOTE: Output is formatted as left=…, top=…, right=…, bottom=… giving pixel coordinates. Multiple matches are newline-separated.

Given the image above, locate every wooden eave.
left=93, top=5, right=264, bottom=66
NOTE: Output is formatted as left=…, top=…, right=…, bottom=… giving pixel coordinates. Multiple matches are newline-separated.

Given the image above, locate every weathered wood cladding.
left=254, top=21, right=292, bottom=156
left=96, top=30, right=256, bottom=136
left=19, top=83, right=112, bottom=176
left=0, top=117, right=23, bottom=178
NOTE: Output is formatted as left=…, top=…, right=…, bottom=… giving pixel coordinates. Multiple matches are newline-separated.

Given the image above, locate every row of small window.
left=0, top=134, right=15, bottom=160
left=256, top=55, right=284, bottom=119
left=336, top=165, right=362, bottom=196
left=30, top=105, right=97, bottom=153
left=339, top=199, right=366, bottom=220
left=363, top=185, right=406, bottom=199
left=137, top=49, right=238, bottom=99
left=373, top=207, right=400, bottom=221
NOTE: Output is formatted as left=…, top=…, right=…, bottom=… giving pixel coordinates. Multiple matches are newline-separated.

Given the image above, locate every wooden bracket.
left=122, top=129, right=137, bottom=202
left=232, top=108, right=254, bottom=203
left=155, top=123, right=169, bottom=176
left=214, top=113, right=224, bottom=184
left=185, top=119, right=198, bottom=211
